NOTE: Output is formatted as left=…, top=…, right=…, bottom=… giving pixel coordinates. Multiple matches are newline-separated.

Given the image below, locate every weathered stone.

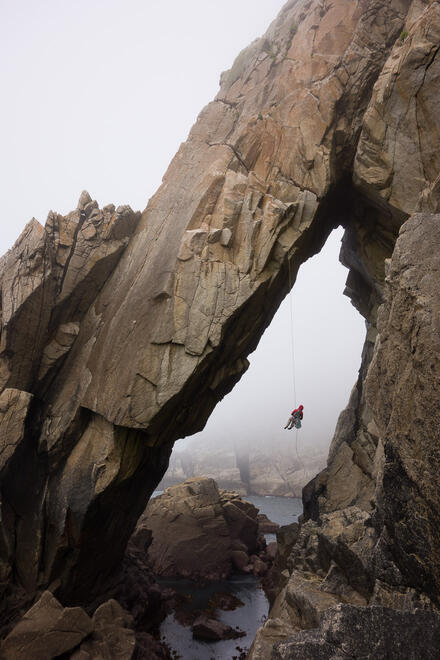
left=78, top=190, right=92, bottom=209
left=252, top=557, right=268, bottom=577
left=0, top=388, right=32, bottom=472
left=266, top=541, right=278, bottom=562
left=135, top=478, right=259, bottom=580
left=354, top=6, right=440, bottom=215
left=0, top=591, right=93, bottom=660
left=272, top=605, right=440, bottom=659
left=72, top=599, right=135, bottom=660
left=38, top=322, right=80, bottom=380
left=208, top=228, right=223, bottom=243
left=220, top=490, right=259, bottom=552
left=248, top=616, right=298, bottom=660
left=366, top=214, right=440, bottom=601
left=220, top=227, right=233, bottom=247
left=257, top=513, right=279, bottom=534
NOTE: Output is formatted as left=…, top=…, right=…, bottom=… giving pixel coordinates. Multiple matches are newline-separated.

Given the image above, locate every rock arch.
left=1, top=1, right=439, bottom=634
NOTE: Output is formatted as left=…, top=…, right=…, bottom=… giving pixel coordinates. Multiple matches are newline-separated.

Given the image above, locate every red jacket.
left=292, top=406, right=304, bottom=419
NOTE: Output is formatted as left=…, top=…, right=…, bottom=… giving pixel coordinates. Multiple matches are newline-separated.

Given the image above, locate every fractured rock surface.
left=251, top=208, right=440, bottom=657
left=0, top=591, right=93, bottom=660
left=134, top=477, right=263, bottom=581
left=272, top=604, right=440, bottom=660
left=1, top=3, right=440, bottom=658
left=0, top=591, right=136, bottom=660
left=252, top=223, right=440, bottom=657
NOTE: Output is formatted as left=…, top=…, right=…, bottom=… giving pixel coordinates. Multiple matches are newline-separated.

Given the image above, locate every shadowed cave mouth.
left=164, top=179, right=404, bottom=500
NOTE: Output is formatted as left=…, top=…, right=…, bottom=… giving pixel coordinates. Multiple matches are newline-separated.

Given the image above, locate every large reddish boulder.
left=132, top=478, right=261, bottom=581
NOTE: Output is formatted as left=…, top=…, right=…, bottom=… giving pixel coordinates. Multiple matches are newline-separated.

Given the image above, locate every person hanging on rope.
left=284, top=404, right=304, bottom=430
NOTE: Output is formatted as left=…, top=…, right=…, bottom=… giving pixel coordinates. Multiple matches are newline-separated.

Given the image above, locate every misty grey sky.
left=183, top=226, right=365, bottom=453
left=1, top=0, right=365, bottom=453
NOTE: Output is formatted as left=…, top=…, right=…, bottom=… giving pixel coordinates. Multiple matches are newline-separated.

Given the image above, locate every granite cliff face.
left=1, top=0, right=440, bottom=653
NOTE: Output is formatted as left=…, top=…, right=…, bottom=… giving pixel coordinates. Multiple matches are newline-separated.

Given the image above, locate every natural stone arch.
left=1, top=0, right=440, bottom=620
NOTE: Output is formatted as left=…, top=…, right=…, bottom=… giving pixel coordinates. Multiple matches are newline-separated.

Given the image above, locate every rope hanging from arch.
left=286, top=256, right=305, bottom=474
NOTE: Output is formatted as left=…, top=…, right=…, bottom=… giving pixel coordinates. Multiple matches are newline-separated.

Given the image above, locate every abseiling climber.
left=284, top=405, right=304, bottom=430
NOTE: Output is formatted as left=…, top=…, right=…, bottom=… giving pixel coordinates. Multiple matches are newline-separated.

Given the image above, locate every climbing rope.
left=287, top=257, right=297, bottom=405
left=287, top=256, right=306, bottom=475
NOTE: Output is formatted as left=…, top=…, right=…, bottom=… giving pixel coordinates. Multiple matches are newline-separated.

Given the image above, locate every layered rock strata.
left=250, top=218, right=440, bottom=656
left=1, top=3, right=440, bottom=658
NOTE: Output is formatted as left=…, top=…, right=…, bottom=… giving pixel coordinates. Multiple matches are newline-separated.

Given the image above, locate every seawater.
left=159, top=575, right=267, bottom=660
left=155, top=493, right=303, bottom=659
left=246, top=495, right=303, bottom=544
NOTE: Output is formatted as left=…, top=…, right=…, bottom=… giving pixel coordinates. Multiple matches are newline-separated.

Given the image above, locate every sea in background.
left=153, top=493, right=303, bottom=659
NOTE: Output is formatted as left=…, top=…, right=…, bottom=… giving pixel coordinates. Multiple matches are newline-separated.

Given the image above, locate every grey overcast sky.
left=1, top=0, right=365, bottom=452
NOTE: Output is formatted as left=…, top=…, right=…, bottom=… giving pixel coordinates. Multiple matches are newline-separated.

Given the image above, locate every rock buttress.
left=250, top=1, right=440, bottom=656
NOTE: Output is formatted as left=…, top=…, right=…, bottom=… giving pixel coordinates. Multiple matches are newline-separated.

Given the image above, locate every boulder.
left=72, top=599, right=135, bottom=660
left=257, top=513, right=279, bottom=534
left=266, top=541, right=278, bottom=562
left=134, top=477, right=259, bottom=580
left=1, top=592, right=139, bottom=660
left=252, top=558, right=268, bottom=577
left=192, top=616, right=245, bottom=641
left=272, top=605, right=440, bottom=660
left=219, top=489, right=259, bottom=551
left=0, top=591, right=93, bottom=660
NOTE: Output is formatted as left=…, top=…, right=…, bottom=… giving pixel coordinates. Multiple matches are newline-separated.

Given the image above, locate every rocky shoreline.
left=1, top=478, right=281, bottom=658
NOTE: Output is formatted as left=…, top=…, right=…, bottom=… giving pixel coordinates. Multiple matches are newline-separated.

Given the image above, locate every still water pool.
left=156, top=494, right=302, bottom=659
left=159, top=575, right=267, bottom=660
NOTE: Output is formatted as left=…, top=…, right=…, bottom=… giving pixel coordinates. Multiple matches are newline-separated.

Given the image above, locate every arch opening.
left=162, top=225, right=367, bottom=497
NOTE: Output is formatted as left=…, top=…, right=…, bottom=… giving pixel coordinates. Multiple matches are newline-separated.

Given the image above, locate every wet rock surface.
left=272, top=604, right=440, bottom=660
